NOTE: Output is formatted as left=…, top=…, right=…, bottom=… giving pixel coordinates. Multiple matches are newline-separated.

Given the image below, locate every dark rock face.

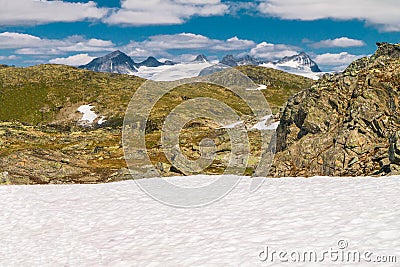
left=237, top=55, right=260, bottom=66
left=220, top=54, right=260, bottom=67
left=193, top=54, right=209, bottom=63
left=270, top=43, right=400, bottom=177
left=136, top=56, right=164, bottom=67
left=221, top=55, right=238, bottom=67
left=163, top=60, right=175, bottom=65
left=389, top=131, right=400, bottom=165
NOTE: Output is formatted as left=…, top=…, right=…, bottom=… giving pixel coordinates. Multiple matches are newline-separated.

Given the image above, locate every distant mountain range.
left=78, top=50, right=176, bottom=74
left=79, top=50, right=321, bottom=78
left=221, top=52, right=321, bottom=72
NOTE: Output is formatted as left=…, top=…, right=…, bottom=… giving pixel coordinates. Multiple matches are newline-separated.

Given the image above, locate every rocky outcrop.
left=270, top=43, right=400, bottom=177
left=389, top=131, right=400, bottom=166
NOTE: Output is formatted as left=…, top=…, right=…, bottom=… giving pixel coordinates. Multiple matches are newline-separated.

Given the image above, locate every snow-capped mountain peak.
left=276, top=52, right=321, bottom=72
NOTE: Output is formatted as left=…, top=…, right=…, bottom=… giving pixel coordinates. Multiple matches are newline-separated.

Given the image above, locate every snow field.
left=0, top=175, right=399, bottom=266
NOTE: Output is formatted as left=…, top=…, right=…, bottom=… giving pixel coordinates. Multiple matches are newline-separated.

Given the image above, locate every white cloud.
left=0, top=31, right=255, bottom=62
left=258, top=0, right=400, bottom=32
left=104, top=0, right=228, bottom=26
left=0, top=0, right=108, bottom=26
left=314, top=52, right=365, bottom=66
left=49, top=54, right=95, bottom=66
left=0, top=32, right=42, bottom=49
left=0, top=55, right=17, bottom=60
left=123, top=33, right=255, bottom=59
left=310, top=37, right=366, bottom=49
left=0, top=32, right=115, bottom=55
left=248, top=42, right=299, bottom=61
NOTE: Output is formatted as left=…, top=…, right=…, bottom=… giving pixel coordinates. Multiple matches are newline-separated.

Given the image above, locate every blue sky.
left=0, top=0, right=399, bottom=71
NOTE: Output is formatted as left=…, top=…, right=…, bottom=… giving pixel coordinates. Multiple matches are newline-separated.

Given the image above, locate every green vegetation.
left=0, top=64, right=144, bottom=125
left=236, top=65, right=314, bottom=113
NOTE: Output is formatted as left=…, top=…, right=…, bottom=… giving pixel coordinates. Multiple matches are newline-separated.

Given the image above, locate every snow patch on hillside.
left=77, top=105, right=106, bottom=126
left=77, top=105, right=97, bottom=125
left=246, top=84, right=267, bottom=91
left=252, top=115, right=280, bottom=130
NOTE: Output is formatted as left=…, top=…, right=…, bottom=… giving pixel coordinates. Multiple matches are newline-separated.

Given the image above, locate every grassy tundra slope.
left=0, top=64, right=313, bottom=184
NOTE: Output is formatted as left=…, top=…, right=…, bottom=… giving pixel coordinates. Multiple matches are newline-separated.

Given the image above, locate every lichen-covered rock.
left=270, top=43, right=400, bottom=177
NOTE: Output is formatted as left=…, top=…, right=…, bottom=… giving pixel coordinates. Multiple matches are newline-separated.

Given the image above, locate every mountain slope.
left=79, top=50, right=138, bottom=74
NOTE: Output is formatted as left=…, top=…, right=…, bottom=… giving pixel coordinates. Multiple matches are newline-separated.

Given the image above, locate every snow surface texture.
left=1, top=175, right=399, bottom=266
left=136, top=62, right=212, bottom=81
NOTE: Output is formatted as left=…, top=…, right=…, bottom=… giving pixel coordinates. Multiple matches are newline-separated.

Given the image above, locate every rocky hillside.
left=0, top=64, right=312, bottom=184
left=270, top=43, right=400, bottom=177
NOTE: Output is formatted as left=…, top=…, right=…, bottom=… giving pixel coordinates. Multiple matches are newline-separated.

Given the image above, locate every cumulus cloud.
left=0, top=0, right=108, bottom=26
left=310, top=37, right=366, bottom=49
left=314, top=52, right=365, bottom=66
left=104, top=0, right=228, bottom=25
left=248, top=42, right=299, bottom=60
left=123, top=33, right=255, bottom=59
left=48, top=54, right=95, bottom=66
left=0, top=32, right=115, bottom=55
left=0, top=32, right=42, bottom=49
left=258, top=0, right=400, bottom=32
left=0, top=55, right=17, bottom=60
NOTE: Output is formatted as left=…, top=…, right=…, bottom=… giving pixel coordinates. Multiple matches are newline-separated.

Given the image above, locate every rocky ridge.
left=270, top=42, right=400, bottom=177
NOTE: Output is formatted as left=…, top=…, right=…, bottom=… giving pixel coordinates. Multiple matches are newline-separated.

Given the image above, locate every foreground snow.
left=1, top=175, right=399, bottom=266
